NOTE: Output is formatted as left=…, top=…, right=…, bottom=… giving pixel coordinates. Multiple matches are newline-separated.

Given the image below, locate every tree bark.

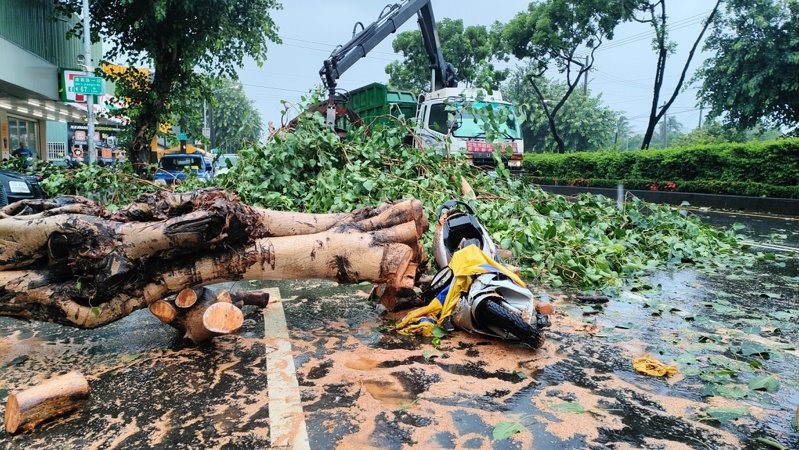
left=4, top=371, right=90, bottom=434
left=0, top=189, right=428, bottom=333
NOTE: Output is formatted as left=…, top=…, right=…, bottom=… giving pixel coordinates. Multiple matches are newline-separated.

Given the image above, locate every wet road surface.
left=0, top=210, right=797, bottom=449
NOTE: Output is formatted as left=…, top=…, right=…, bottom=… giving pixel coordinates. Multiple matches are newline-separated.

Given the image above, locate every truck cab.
left=416, top=88, right=524, bottom=169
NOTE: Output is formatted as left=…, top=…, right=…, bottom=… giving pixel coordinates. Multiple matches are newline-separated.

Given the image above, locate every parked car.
left=0, top=169, right=46, bottom=207
left=153, top=154, right=214, bottom=186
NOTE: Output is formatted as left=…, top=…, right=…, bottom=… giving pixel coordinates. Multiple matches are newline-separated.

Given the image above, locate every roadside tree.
left=54, top=0, right=280, bottom=172
left=631, top=0, right=723, bottom=149
left=697, top=0, right=798, bottom=132
left=386, top=18, right=508, bottom=93
left=504, top=67, right=617, bottom=152
left=502, top=0, right=633, bottom=153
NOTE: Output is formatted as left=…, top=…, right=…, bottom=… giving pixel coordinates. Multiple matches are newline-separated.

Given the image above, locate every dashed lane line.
left=262, top=288, right=310, bottom=450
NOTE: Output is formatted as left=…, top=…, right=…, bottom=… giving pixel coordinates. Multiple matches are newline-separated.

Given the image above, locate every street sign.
left=177, top=132, right=188, bottom=140
left=73, top=76, right=104, bottom=95
left=202, top=127, right=211, bottom=139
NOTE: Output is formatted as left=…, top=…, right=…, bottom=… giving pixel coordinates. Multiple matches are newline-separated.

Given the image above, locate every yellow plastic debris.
left=395, top=244, right=524, bottom=336
left=633, top=355, right=678, bottom=377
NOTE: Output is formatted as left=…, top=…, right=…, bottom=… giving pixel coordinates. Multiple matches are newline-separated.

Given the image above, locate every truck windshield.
left=451, top=102, right=522, bottom=140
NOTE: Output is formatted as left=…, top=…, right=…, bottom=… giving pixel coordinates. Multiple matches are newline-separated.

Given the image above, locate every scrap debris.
left=633, top=355, right=678, bottom=377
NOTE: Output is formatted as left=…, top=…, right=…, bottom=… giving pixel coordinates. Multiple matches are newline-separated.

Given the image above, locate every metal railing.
left=47, top=141, right=67, bottom=160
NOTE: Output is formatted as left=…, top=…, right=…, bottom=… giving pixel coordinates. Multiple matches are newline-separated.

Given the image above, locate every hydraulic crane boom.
left=319, top=0, right=457, bottom=125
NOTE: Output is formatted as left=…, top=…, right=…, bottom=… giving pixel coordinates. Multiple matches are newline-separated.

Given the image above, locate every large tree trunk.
left=0, top=189, right=428, bottom=338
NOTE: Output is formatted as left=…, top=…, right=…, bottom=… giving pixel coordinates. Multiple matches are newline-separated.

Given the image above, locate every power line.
left=597, top=10, right=713, bottom=53
left=281, top=36, right=399, bottom=57
left=239, top=82, right=312, bottom=94
left=278, top=42, right=400, bottom=63
left=572, top=9, right=714, bottom=59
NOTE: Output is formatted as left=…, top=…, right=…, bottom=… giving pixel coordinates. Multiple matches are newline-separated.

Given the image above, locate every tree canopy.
left=207, top=79, right=264, bottom=153
left=385, top=18, right=507, bottom=93
left=55, top=0, right=281, bottom=171
left=502, top=0, right=631, bottom=153
left=503, top=65, right=618, bottom=152
left=698, top=0, right=799, bottom=131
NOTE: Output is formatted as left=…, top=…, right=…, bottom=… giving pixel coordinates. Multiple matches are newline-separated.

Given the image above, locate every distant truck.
left=342, top=82, right=524, bottom=169
left=319, top=0, right=524, bottom=170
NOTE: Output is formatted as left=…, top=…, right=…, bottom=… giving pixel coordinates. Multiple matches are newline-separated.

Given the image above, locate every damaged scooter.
left=397, top=201, right=550, bottom=348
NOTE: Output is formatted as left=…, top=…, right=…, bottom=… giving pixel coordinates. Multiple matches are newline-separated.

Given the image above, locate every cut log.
left=152, top=287, right=249, bottom=345
left=148, top=300, right=177, bottom=324
left=4, top=371, right=90, bottom=434
left=216, top=290, right=232, bottom=304
left=229, top=289, right=270, bottom=308
left=203, top=302, right=244, bottom=334
left=175, top=288, right=198, bottom=308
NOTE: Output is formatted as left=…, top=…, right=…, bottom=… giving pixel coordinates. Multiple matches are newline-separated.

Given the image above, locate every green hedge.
left=526, top=176, right=799, bottom=199
left=523, top=139, right=799, bottom=189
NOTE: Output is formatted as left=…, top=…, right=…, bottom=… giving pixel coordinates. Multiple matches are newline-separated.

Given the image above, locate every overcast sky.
left=235, top=0, right=719, bottom=136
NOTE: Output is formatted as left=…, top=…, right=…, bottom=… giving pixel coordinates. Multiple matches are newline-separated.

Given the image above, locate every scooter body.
left=433, top=200, right=498, bottom=269
left=429, top=200, right=549, bottom=347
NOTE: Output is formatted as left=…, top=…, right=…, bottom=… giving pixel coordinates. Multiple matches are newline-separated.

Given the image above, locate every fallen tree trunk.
left=4, top=371, right=90, bottom=434
left=0, top=189, right=428, bottom=334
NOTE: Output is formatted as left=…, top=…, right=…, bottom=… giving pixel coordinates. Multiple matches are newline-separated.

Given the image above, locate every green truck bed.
left=346, top=83, right=417, bottom=128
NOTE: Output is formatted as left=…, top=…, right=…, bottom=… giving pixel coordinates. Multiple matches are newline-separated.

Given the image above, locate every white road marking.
left=262, top=288, right=310, bottom=450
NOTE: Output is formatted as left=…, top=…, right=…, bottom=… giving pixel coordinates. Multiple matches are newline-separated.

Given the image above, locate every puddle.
left=361, top=379, right=415, bottom=407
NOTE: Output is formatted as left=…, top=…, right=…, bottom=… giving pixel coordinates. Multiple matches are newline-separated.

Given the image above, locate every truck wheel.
left=477, top=298, right=543, bottom=349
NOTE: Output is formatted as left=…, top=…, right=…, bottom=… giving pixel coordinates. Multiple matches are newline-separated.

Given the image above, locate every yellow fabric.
left=633, top=355, right=678, bottom=377
left=396, top=244, right=525, bottom=335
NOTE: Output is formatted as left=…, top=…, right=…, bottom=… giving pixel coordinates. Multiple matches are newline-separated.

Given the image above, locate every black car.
left=0, top=169, right=45, bottom=207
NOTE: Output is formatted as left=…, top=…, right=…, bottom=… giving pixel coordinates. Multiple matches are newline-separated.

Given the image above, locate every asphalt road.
left=0, top=210, right=797, bottom=449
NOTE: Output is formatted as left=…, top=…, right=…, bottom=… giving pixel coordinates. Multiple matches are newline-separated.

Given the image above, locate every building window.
left=8, top=116, right=38, bottom=157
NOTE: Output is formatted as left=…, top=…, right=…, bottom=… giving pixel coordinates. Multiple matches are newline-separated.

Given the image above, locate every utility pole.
left=582, top=55, right=589, bottom=95
left=698, top=103, right=704, bottom=129
left=82, top=0, right=95, bottom=164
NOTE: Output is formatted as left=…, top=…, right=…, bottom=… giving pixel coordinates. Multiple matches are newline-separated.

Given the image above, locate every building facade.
left=0, top=0, right=102, bottom=161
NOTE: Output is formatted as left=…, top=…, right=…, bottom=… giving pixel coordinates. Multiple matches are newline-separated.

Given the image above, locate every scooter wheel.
left=477, top=299, right=543, bottom=349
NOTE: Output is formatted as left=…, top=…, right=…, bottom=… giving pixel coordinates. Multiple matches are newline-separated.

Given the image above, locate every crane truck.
left=319, top=0, right=524, bottom=169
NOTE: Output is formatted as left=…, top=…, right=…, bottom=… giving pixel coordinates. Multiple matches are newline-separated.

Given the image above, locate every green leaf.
left=738, top=341, right=771, bottom=358
left=753, top=437, right=787, bottom=450
left=431, top=325, right=447, bottom=339
left=492, top=421, right=524, bottom=441
left=362, top=179, right=375, bottom=192
left=702, top=406, right=749, bottom=423
left=549, top=402, right=586, bottom=414
left=716, top=384, right=748, bottom=399
left=748, top=375, right=779, bottom=392
left=90, top=306, right=101, bottom=317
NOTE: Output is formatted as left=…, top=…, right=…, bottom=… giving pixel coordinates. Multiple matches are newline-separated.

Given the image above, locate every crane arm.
left=319, top=0, right=457, bottom=125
